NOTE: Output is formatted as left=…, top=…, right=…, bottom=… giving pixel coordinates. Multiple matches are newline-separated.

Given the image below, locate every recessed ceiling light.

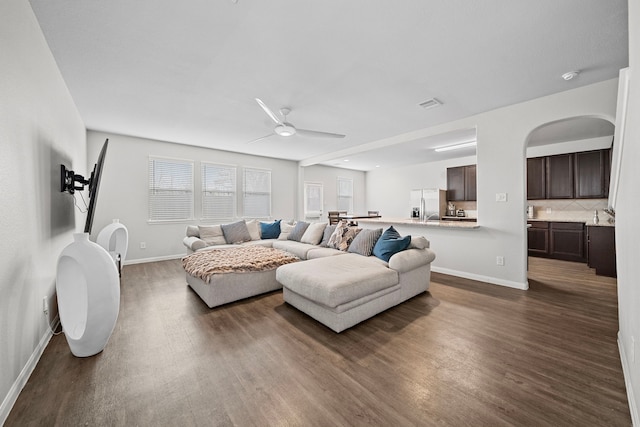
left=343, top=159, right=349, bottom=162
left=562, top=70, right=580, bottom=81
left=375, top=165, right=380, bottom=168
left=434, top=141, right=477, bottom=152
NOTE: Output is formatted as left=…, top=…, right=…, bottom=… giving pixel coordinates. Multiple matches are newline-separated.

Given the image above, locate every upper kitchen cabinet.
left=546, top=153, right=575, bottom=199
left=574, top=149, right=611, bottom=198
left=447, top=165, right=476, bottom=201
left=527, top=157, right=546, bottom=200
left=526, top=148, right=612, bottom=200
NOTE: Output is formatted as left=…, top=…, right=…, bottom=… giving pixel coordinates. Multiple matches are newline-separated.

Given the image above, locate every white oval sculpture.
left=56, top=233, right=120, bottom=357
left=96, top=219, right=129, bottom=266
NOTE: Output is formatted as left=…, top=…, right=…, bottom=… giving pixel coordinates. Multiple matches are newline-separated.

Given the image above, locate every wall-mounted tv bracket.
left=60, top=165, right=89, bottom=194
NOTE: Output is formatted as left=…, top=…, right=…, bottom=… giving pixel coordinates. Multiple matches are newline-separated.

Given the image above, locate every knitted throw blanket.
left=182, top=246, right=299, bottom=284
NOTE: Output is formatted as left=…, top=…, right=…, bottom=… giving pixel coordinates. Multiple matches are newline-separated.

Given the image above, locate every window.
left=337, top=177, right=353, bottom=213
left=202, top=163, right=236, bottom=220
left=148, top=157, right=194, bottom=221
left=304, top=182, right=323, bottom=219
left=243, top=167, right=271, bottom=218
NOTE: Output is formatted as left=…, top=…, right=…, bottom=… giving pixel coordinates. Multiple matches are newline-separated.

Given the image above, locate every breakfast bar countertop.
left=356, top=217, right=479, bottom=229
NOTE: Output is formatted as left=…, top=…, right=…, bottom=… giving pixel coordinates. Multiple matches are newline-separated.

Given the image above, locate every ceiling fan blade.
left=255, top=98, right=282, bottom=125
left=296, top=128, right=346, bottom=139
left=247, top=133, right=275, bottom=144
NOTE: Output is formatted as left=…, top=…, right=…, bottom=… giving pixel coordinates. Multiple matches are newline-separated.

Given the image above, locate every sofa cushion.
left=221, top=220, right=252, bottom=244
left=260, top=220, right=281, bottom=239
left=246, top=219, right=261, bottom=241
left=186, top=225, right=199, bottom=238
left=348, top=228, right=382, bottom=257
left=372, top=226, right=411, bottom=262
left=278, top=222, right=295, bottom=240
left=288, top=221, right=310, bottom=242
left=306, top=247, right=347, bottom=259
left=300, top=222, right=326, bottom=245
left=198, top=225, right=226, bottom=246
left=272, top=240, right=318, bottom=260
left=276, top=253, right=398, bottom=308
left=327, top=222, right=361, bottom=251
left=319, top=225, right=336, bottom=247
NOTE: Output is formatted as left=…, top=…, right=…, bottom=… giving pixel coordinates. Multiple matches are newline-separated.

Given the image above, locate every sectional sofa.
left=182, top=219, right=436, bottom=332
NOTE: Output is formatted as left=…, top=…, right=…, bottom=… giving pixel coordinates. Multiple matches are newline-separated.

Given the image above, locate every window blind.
left=337, top=177, right=353, bottom=213
left=304, top=182, right=323, bottom=218
left=148, top=157, right=194, bottom=221
left=243, top=167, right=271, bottom=218
left=202, top=163, right=236, bottom=220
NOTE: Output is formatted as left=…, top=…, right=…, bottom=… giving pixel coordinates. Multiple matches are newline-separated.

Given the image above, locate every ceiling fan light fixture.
left=562, top=70, right=580, bottom=81
left=275, top=123, right=296, bottom=137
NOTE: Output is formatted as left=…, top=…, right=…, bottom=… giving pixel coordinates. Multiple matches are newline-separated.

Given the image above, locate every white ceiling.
left=29, top=0, right=628, bottom=171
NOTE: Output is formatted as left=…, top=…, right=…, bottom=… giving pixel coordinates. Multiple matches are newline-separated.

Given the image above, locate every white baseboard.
left=123, top=253, right=184, bottom=265
left=0, top=316, right=59, bottom=426
left=618, top=332, right=639, bottom=426
left=431, top=266, right=529, bottom=290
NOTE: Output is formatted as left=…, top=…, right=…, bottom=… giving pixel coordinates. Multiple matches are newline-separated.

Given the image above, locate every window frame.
left=242, top=167, right=272, bottom=219
left=337, top=177, right=353, bottom=214
left=201, top=162, right=237, bottom=221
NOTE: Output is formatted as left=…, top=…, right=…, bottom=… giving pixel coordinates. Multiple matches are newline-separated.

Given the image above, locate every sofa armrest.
left=388, top=248, right=436, bottom=273
left=183, top=236, right=206, bottom=252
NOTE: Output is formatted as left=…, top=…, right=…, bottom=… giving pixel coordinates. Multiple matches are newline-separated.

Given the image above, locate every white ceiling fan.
left=249, top=98, right=346, bottom=143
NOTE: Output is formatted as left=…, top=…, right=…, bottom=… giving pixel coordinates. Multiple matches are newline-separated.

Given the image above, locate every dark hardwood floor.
left=6, top=257, right=631, bottom=426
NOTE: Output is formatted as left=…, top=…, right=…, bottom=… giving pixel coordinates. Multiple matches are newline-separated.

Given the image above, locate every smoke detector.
left=562, top=71, right=580, bottom=81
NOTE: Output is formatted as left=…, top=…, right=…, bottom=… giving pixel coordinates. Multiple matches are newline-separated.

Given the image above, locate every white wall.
left=366, top=79, right=618, bottom=289
left=615, top=0, right=640, bottom=423
left=365, top=155, right=477, bottom=218
left=301, top=165, right=366, bottom=221
left=87, top=131, right=300, bottom=262
left=0, top=0, right=86, bottom=422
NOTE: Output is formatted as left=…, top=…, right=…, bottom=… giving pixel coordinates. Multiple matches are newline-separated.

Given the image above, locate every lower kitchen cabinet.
left=587, top=225, right=617, bottom=277
left=528, top=221, right=586, bottom=262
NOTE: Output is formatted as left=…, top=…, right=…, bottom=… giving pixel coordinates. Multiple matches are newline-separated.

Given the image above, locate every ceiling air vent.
left=419, top=98, right=442, bottom=110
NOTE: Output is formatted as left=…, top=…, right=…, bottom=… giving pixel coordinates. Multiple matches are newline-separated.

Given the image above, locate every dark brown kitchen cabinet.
left=528, top=221, right=586, bottom=262
left=527, top=157, right=546, bottom=199
left=464, top=165, right=477, bottom=201
left=587, top=225, right=616, bottom=277
left=447, top=165, right=476, bottom=201
left=575, top=149, right=611, bottom=199
left=527, top=221, right=549, bottom=255
left=546, top=153, right=575, bottom=199
left=549, top=222, right=586, bottom=262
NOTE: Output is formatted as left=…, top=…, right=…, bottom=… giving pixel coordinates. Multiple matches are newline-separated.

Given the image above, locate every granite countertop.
left=357, top=217, right=479, bottom=229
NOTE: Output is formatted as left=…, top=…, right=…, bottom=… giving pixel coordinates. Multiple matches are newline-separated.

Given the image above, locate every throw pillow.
left=372, top=226, right=411, bottom=262
left=319, top=224, right=337, bottom=247
left=288, top=221, right=310, bottom=241
left=348, top=228, right=383, bottom=257
left=300, top=222, right=327, bottom=245
left=245, top=219, right=261, bottom=241
left=260, top=220, right=281, bottom=239
left=198, top=225, right=226, bottom=246
left=409, top=236, right=429, bottom=249
left=327, top=221, right=361, bottom=251
left=186, top=225, right=199, bottom=238
left=221, top=220, right=252, bottom=244
left=278, top=221, right=296, bottom=240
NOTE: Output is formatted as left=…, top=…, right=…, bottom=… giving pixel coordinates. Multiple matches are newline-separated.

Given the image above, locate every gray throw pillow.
left=287, top=221, right=310, bottom=242
left=221, top=220, right=252, bottom=244
left=319, top=225, right=337, bottom=247
left=348, top=228, right=383, bottom=257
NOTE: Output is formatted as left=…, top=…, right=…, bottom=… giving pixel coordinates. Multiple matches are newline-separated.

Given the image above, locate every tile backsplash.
left=527, top=199, right=613, bottom=223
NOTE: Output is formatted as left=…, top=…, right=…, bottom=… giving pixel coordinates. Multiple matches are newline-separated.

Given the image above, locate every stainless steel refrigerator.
left=410, top=189, right=446, bottom=221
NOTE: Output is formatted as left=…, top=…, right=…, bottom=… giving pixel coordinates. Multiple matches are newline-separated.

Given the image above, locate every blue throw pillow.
left=260, top=220, right=281, bottom=239
left=372, top=226, right=411, bottom=262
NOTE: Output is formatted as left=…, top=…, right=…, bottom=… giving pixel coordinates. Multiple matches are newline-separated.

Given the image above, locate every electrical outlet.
left=496, top=193, right=508, bottom=202
left=42, top=296, right=49, bottom=315
left=496, top=256, right=505, bottom=266
left=140, top=242, right=146, bottom=249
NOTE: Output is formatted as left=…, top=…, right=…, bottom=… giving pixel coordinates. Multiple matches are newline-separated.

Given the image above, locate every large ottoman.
left=276, top=253, right=403, bottom=332
left=182, top=246, right=299, bottom=308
